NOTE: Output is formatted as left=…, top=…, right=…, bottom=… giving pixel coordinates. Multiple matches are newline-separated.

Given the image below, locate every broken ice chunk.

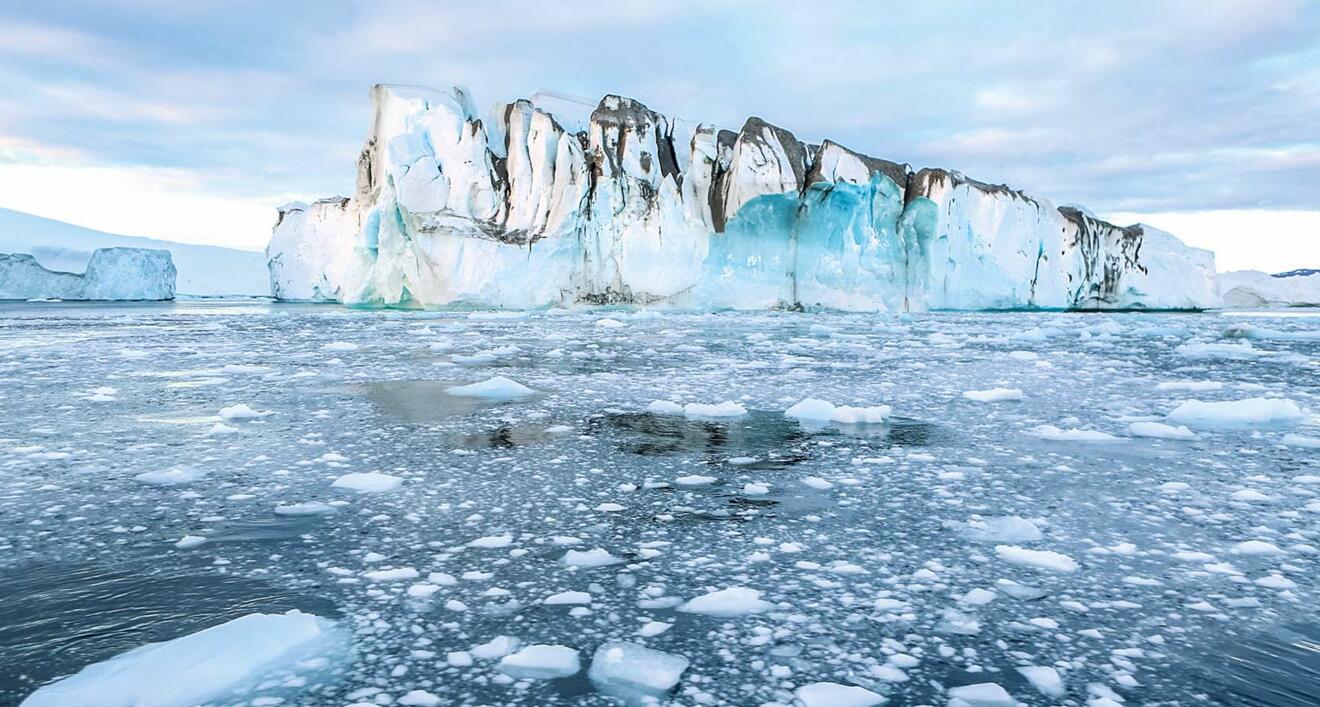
left=588, top=642, right=689, bottom=701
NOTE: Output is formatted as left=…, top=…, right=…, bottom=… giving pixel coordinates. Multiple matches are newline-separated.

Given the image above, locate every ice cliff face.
left=0, top=247, right=175, bottom=301
left=268, top=84, right=1218, bottom=311
left=1220, top=269, right=1320, bottom=307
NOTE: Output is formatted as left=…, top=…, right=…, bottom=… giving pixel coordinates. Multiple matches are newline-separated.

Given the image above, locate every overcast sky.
left=1, top=0, right=1317, bottom=271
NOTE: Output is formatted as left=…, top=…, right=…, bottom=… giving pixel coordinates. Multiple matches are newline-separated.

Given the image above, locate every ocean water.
left=1, top=301, right=1317, bottom=706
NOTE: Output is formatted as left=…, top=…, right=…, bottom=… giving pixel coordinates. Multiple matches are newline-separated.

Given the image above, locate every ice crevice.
left=267, top=83, right=1220, bottom=311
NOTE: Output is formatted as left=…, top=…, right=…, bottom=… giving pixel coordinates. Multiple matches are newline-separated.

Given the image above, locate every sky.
left=0, top=0, right=1317, bottom=272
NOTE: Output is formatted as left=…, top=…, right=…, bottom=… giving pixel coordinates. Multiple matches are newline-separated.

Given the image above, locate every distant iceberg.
left=1, top=247, right=175, bottom=301
left=268, top=84, right=1220, bottom=311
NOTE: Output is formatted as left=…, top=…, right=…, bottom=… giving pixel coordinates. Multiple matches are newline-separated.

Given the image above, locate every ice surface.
left=20, top=610, right=344, bottom=707
left=3, top=304, right=1318, bottom=706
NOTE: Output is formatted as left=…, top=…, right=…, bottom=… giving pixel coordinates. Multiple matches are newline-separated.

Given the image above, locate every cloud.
left=0, top=0, right=1316, bottom=270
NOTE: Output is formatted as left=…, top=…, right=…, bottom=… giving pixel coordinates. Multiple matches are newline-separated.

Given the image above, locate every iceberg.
left=268, top=83, right=1220, bottom=311
left=1, top=247, right=175, bottom=301
left=20, top=610, right=345, bottom=707
left=1219, top=269, right=1320, bottom=307
left=0, top=207, right=267, bottom=297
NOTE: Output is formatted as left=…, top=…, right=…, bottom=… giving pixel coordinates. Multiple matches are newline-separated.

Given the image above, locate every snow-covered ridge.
left=0, top=247, right=175, bottom=301
left=268, top=83, right=1219, bottom=311
left=1219, top=269, right=1320, bottom=307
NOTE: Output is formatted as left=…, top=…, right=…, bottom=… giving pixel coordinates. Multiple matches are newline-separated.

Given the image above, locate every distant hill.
left=0, top=208, right=269, bottom=296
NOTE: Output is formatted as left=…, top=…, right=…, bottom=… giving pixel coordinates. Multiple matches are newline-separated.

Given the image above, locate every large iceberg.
left=0, top=247, right=176, bottom=301
left=268, top=84, right=1219, bottom=311
left=1219, top=269, right=1320, bottom=307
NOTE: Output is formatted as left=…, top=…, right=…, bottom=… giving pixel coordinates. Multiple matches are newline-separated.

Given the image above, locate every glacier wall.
left=0, top=247, right=176, bottom=301
left=268, top=84, right=1218, bottom=311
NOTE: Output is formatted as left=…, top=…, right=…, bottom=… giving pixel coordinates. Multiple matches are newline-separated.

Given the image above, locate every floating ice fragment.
left=497, top=644, right=581, bottom=679
left=543, top=591, right=592, bottom=605
left=588, top=642, right=689, bottom=701
left=645, top=400, right=683, bottom=415
left=961, top=516, right=1042, bottom=543
left=1129, top=422, right=1198, bottom=440
left=398, top=690, right=441, bottom=706
left=995, top=545, right=1078, bottom=573
left=273, top=501, right=336, bottom=516
left=217, top=404, right=270, bottom=421
left=331, top=472, right=402, bottom=493
left=1025, top=425, right=1118, bottom=442
left=174, top=535, right=207, bottom=549
left=1017, top=666, right=1065, bottom=698
left=1230, top=540, right=1284, bottom=556
left=563, top=548, right=624, bottom=568
left=364, top=567, right=419, bottom=582
left=1282, top=433, right=1320, bottom=448
left=677, top=586, right=773, bottom=616
left=468, top=534, right=513, bottom=548
left=471, top=636, right=520, bottom=659
left=683, top=401, right=747, bottom=418
left=20, top=610, right=343, bottom=707
left=785, top=398, right=890, bottom=424
left=675, top=475, right=717, bottom=486
left=795, top=682, right=885, bottom=707
left=1167, top=398, right=1305, bottom=429
left=134, top=466, right=208, bottom=487
left=321, top=341, right=359, bottom=351
left=963, top=388, right=1024, bottom=403
left=445, top=376, right=536, bottom=398
left=947, top=682, right=1015, bottom=706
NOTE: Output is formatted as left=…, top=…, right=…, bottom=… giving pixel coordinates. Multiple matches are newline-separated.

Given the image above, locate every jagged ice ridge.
left=267, top=84, right=1218, bottom=311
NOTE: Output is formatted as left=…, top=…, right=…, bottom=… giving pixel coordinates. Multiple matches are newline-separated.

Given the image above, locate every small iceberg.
left=20, top=610, right=346, bottom=707
left=445, top=376, right=536, bottom=398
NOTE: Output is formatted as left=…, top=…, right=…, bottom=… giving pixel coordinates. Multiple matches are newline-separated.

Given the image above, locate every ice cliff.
left=1220, top=269, right=1320, bottom=307
left=0, top=247, right=176, bottom=301
left=268, top=84, right=1219, bottom=311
